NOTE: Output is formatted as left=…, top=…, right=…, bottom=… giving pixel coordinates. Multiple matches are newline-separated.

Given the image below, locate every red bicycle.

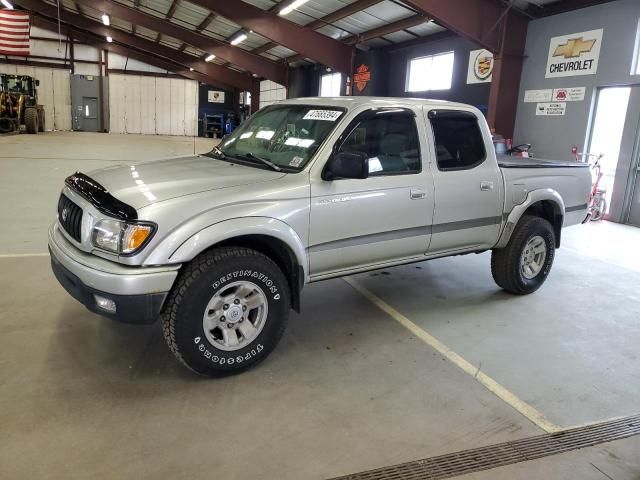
left=574, top=150, right=606, bottom=223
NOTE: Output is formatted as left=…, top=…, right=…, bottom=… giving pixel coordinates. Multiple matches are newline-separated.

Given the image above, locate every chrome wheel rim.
left=202, top=281, right=268, bottom=352
left=520, top=235, right=547, bottom=280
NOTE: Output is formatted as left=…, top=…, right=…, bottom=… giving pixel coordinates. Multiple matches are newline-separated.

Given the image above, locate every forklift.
left=0, top=74, right=45, bottom=134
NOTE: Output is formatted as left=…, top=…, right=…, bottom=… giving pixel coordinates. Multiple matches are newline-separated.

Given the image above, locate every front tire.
left=161, top=247, right=290, bottom=376
left=24, top=107, right=38, bottom=134
left=491, top=215, right=556, bottom=295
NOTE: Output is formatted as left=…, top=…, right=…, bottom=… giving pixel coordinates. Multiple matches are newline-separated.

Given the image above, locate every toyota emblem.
left=61, top=208, right=68, bottom=221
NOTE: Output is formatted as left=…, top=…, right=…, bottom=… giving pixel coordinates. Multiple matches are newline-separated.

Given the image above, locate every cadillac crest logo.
left=353, top=64, right=371, bottom=93
left=473, top=51, right=494, bottom=81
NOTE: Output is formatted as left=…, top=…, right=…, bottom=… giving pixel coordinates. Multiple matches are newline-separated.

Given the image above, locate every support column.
left=486, top=10, right=528, bottom=138
left=250, top=78, right=260, bottom=115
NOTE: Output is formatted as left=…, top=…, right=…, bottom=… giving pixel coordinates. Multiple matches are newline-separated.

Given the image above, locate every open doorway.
left=587, top=87, right=632, bottom=216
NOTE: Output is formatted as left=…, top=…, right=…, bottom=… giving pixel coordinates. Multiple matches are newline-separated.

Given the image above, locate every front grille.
left=57, top=194, right=83, bottom=242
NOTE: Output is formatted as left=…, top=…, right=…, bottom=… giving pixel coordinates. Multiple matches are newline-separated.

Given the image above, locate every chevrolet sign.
left=545, top=29, right=603, bottom=78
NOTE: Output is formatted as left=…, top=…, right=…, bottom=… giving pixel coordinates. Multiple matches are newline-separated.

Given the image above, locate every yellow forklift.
left=0, top=74, right=45, bottom=134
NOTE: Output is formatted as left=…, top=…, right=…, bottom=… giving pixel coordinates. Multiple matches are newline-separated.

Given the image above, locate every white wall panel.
left=155, top=78, right=172, bottom=135
left=169, top=78, right=186, bottom=136
left=140, top=76, right=157, bottom=135
left=108, top=74, right=127, bottom=134
left=184, top=79, right=198, bottom=137
left=259, top=79, right=286, bottom=109
left=125, top=75, right=142, bottom=134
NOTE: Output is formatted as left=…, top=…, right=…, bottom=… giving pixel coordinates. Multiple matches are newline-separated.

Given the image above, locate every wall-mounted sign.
left=208, top=90, right=225, bottom=103
left=552, top=87, right=586, bottom=102
left=524, top=89, right=553, bottom=103
left=536, top=102, right=567, bottom=116
left=353, top=64, right=371, bottom=92
left=467, top=49, right=494, bottom=84
left=545, top=29, right=603, bottom=78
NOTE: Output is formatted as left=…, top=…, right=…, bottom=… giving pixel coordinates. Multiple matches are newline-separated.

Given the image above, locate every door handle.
left=410, top=188, right=426, bottom=200
left=480, top=181, right=494, bottom=191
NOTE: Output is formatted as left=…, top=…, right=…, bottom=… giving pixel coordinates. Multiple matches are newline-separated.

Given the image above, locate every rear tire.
left=161, top=247, right=290, bottom=376
left=0, top=117, right=13, bottom=133
left=37, top=108, right=45, bottom=132
left=491, top=215, right=556, bottom=295
left=24, top=108, right=38, bottom=134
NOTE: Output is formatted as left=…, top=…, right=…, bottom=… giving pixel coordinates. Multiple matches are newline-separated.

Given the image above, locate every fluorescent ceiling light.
left=106, top=36, right=113, bottom=43
left=230, top=33, right=247, bottom=46
left=279, top=0, right=309, bottom=16
left=205, top=53, right=215, bottom=62
left=189, top=67, right=194, bottom=71
left=101, top=13, right=110, bottom=26
left=1, top=0, right=14, bottom=9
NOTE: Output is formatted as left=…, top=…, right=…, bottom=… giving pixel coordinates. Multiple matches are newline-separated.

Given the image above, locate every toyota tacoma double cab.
left=49, top=97, right=592, bottom=375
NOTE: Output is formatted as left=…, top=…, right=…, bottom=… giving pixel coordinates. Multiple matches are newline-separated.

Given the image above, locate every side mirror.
left=322, top=151, right=369, bottom=180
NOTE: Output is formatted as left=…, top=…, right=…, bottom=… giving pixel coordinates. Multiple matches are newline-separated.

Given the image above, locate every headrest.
left=380, top=133, right=408, bottom=156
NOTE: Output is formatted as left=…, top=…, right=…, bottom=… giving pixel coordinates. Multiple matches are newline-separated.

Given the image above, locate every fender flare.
left=146, top=216, right=308, bottom=278
left=495, top=188, right=565, bottom=249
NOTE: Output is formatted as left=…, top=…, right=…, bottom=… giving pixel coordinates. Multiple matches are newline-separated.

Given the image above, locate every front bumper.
left=49, top=223, right=180, bottom=324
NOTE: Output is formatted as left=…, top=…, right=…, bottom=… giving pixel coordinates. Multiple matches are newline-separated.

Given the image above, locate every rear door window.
left=429, top=110, right=486, bottom=171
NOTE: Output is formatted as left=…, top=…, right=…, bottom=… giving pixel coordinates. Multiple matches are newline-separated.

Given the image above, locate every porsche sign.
left=545, top=29, right=603, bottom=78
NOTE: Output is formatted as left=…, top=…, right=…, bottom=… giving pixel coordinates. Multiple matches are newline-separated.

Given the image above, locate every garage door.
left=0, top=64, right=71, bottom=131
left=108, top=74, right=197, bottom=136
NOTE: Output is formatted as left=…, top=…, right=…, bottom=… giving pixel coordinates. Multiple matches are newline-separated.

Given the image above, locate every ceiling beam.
left=32, top=16, right=216, bottom=85
left=343, top=15, right=427, bottom=45
left=196, top=12, right=216, bottom=31
left=251, top=0, right=383, bottom=57
left=70, top=0, right=286, bottom=84
left=190, top=0, right=354, bottom=73
left=165, top=0, right=180, bottom=19
left=16, top=0, right=252, bottom=90
left=284, top=14, right=428, bottom=64
left=399, top=0, right=527, bottom=54
left=525, top=0, right=617, bottom=17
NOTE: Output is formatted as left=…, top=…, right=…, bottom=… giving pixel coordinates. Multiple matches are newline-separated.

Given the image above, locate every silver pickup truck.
left=49, top=97, right=591, bottom=375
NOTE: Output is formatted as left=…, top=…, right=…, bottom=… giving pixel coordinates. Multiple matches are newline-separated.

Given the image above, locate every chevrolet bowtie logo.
left=553, top=37, right=596, bottom=59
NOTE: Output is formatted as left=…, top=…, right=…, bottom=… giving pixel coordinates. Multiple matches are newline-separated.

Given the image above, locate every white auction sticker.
left=303, top=110, right=343, bottom=121
left=536, top=102, right=567, bottom=116
left=524, top=89, right=553, bottom=103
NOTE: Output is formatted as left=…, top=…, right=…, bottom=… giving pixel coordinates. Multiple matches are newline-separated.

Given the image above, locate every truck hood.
left=87, top=155, right=286, bottom=210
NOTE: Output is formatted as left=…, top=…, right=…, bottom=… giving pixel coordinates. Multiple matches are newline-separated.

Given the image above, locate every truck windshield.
left=209, top=105, right=346, bottom=171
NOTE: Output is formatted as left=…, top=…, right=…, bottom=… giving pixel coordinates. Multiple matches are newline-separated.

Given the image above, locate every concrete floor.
left=1, top=132, right=639, bottom=479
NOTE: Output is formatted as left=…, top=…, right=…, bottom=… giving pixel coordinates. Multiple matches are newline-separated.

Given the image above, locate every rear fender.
left=495, top=189, right=565, bottom=249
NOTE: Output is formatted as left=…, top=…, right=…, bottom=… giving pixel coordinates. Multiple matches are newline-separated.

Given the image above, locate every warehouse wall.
left=384, top=34, right=491, bottom=110
left=513, top=0, right=640, bottom=158
left=108, top=74, right=198, bottom=136
left=0, top=63, right=71, bottom=131
left=1, top=25, right=194, bottom=134
left=259, top=80, right=286, bottom=108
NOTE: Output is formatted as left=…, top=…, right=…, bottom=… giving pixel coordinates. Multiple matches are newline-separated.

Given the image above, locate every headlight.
left=92, top=219, right=156, bottom=255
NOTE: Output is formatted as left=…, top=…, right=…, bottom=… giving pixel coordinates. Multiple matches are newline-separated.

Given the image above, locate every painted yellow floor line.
left=344, top=276, right=561, bottom=434
left=0, top=252, right=49, bottom=259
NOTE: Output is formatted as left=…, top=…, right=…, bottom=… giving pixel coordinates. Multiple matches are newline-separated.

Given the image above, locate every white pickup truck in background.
left=49, top=97, right=592, bottom=375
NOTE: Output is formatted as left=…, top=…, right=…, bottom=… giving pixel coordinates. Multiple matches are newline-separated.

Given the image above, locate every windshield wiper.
left=210, top=144, right=226, bottom=159
left=239, top=152, right=282, bottom=172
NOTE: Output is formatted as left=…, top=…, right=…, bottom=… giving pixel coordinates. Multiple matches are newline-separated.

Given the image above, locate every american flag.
left=0, top=9, right=31, bottom=56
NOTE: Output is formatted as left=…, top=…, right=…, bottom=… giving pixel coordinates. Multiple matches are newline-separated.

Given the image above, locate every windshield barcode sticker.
left=303, top=110, right=343, bottom=122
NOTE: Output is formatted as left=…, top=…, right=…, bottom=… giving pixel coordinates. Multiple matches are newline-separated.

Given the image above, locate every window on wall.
left=406, top=52, right=454, bottom=92
left=320, top=72, right=342, bottom=97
